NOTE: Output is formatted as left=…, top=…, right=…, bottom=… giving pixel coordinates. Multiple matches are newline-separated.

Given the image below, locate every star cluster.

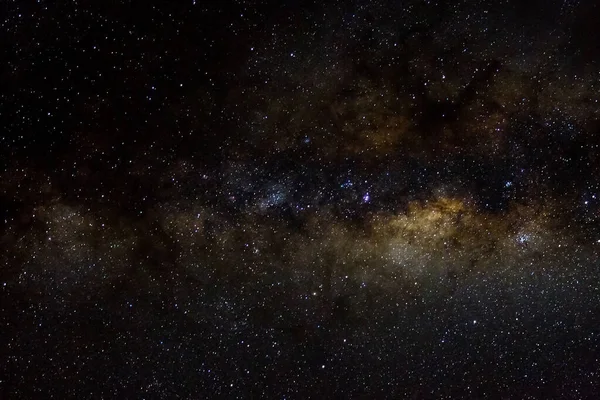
left=3, top=0, right=600, bottom=398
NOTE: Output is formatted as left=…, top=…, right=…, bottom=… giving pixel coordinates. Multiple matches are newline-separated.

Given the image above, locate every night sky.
left=3, top=0, right=600, bottom=398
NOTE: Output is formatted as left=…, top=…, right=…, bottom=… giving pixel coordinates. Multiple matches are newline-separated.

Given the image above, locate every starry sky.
left=3, top=0, right=600, bottom=398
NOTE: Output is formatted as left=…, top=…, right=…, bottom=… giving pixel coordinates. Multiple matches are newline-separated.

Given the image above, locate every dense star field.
left=3, top=0, right=600, bottom=398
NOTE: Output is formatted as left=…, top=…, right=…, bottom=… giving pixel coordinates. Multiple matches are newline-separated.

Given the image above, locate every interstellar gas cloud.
left=2, top=0, right=600, bottom=398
